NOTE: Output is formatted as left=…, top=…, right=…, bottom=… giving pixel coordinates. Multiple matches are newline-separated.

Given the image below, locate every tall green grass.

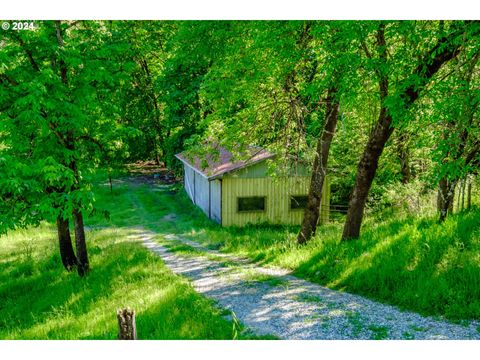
left=0, top=223, right=251, bottom=339
left=88, top=178, right=480, bottom=321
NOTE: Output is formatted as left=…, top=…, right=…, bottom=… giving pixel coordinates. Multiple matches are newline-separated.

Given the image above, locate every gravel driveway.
left=132, top=227, right=480, bottom=340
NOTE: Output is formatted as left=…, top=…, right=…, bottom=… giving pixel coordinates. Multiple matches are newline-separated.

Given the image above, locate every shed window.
left=290, top=195, right=308, bottom=210
left=237, top=197, right=265, bottom=212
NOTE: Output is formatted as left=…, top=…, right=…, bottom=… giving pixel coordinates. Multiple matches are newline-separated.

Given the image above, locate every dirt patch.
left=125, top=160, right=178, bottom=186
left=127, top=160, right=167, bottom=174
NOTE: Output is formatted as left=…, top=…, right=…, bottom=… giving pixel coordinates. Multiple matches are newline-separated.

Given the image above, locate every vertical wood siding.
left=182, top=161, right=330, bottom=227
left=210, top=179, right=222, bottom=223
left=193, top=173, right=210, bottom=216
left=183, top=164, right=221, bottom=223
left=230, top=161, right=309, bottom=178
left=184, top=166, right=195, bottom=202
left=221, top=176, right=330, bottom=226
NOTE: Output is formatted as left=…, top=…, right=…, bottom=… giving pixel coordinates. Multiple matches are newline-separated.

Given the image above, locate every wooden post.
left=117, top=308, right=137, bottom=340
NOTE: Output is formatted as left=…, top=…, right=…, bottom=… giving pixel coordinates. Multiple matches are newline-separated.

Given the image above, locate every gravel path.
left=131, top=227, right=480, bottom=340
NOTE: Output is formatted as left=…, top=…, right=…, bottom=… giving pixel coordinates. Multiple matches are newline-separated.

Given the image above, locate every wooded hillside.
left=1, top=20, right=479, bottom=274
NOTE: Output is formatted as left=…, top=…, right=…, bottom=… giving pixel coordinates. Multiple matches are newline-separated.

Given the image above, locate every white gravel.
left=131, top=227, right=480, bottom=340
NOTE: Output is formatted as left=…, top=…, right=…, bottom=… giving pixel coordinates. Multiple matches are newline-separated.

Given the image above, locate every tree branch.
left=78, top=134, right=107, bottom=155
left=0, top=73, right=19, bottom=86
left=12, top=33, right=41, bottom=72
left=403, top=21, right=480, bottom=106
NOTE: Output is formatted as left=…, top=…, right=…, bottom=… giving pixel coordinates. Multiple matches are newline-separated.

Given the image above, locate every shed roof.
left=175, top=145, right=275, bottom=180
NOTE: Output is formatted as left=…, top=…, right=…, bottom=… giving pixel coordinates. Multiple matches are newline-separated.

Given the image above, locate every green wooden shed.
left=175, top=146, right=330, bottom=227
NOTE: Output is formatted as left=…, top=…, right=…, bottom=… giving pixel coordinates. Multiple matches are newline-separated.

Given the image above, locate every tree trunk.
left=342, top=110, right=394, bottom=240
left=438, top=177, right=456, bottom=222
left=298, top=87, right=340, bottom=244
left=73, top=208, right=89, bottom=276
left=458, top=180, right=462, bottom=211
left=54, top=21, right=89, bottom=275
left=461, top=177, right=466, bottom=211
left=56, top=215, right=77, bottom=271
left=449, top=187, right=455, bottom=214
left=117, top=308, right=137, bottom=340
left=341, top=22, right=464, bottom=240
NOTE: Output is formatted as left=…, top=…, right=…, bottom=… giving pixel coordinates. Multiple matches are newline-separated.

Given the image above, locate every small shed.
left=175, top=146, right=330, bottom=227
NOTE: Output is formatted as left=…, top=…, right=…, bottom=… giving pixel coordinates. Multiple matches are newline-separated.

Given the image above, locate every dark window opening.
left=290, top=195, right=308, bottom=210
left=238, top=197, right=265, bottom=212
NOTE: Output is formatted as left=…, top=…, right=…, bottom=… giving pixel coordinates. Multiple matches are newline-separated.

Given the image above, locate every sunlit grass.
left=87, top=177, right=480, bottom=321
left=0, top=223, right=254, bottom=339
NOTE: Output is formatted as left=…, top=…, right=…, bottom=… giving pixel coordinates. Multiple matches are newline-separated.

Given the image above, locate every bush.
left=368, top=180, right=437, bottom=218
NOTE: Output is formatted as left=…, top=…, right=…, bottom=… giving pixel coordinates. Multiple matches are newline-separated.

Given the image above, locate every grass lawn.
left=2, top=174, right=479, bottom=340
left=0, top=216, right=255, bottom=339
left=87, top=176, right=480, bottom=322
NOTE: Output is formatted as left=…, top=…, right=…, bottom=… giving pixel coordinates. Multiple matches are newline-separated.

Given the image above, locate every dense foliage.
left=1, top=20, right=479, bottom=274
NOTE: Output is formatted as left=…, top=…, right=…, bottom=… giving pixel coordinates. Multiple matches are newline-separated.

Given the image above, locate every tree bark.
left=456, top=182, right=461, bottom=211
left=73, top=208, right=89, bottom=276
left=56, top=215, right=77, bottom=270
left=438, top=177, right=456, bottom=222
left=55, top=20, right=89, bottom=275
left=342, top=23, right=391, bottom=240
left=117, top=308, right=137, bottom=340
left=298, top=87, right=340, bottom=244
left=342, top=109, right=394, bottom=239
left=449, top=188, right=455, bottom=214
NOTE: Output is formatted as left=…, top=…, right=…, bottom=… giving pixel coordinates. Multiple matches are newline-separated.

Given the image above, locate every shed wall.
left=184, top=166, right=195, bottom=202
left=210, top=179, right=222, bottom=223
left=229, top=161, right=309, bottom=179
left=193, top=172, right=210, bottom=216
left=221, top=176, right=330, bottom=226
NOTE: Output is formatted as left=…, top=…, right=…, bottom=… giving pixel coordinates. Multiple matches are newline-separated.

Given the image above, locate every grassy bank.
left=88, top=177, right=480, bottom=322
left=0, top=223, right=250, bottom=339
left=3, top=174, right=478, bottom=340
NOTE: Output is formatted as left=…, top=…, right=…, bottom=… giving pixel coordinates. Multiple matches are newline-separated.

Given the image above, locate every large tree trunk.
left=56, top=215, right=77, bottom=270
left=298, top=87, right=340, bottom=244
left=68, top=154, right=89, bottom=277
left=55, top=21, right=89, bottom=275
left=438, top=177, right=456, bottom=222
left=73, top=208, right=89, bottom=276
left=342, top=23, right=392, bottom=240
left=342, top=109, right=394, bottom=240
